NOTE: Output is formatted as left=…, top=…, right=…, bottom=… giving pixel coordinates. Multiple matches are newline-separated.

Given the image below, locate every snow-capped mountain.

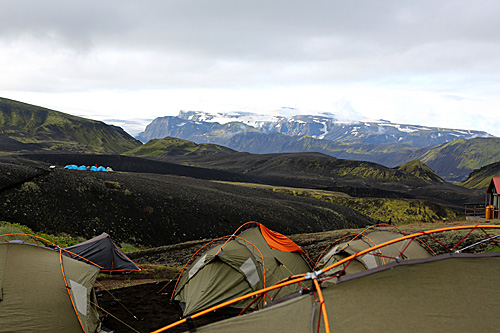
left=136, top=110, right=492, bottom=147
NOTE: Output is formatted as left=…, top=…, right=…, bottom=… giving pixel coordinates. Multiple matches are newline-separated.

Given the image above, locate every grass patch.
left=104, top=180, right=122, bottom=189
left=20, top=181, right=40, bottom=192
left=120, top=242, right=140, bottom=253
left=0, top=221, right=84, bottom=247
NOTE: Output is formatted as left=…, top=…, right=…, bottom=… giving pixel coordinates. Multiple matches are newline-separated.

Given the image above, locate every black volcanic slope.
left=0, top=161, right=375, bottom=247
left=18, top=152, right=268, bottom=184
left=147, top=150, right=484, bottom=209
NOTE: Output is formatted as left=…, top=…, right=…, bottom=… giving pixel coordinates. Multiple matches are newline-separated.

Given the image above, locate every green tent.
left=315, top=230, right=432, bottom=284
left=194, top=252, right=500, bottom=332
left=172, top=223, right=312, bottom=316
left=0, top=242, right=101, bottom=332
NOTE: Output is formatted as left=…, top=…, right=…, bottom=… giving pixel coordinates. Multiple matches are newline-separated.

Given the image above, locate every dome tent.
left=77, top=165, right=87, bottom=171
left=64, top=164, right=78, bottom=170
left=0, top=241, right=101, bottom=332
left=171, top=222, right=312, bottom=316
left=315, top=229, right=433, bottom=284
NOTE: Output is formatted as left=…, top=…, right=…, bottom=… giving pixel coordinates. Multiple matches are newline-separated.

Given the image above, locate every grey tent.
left=193, top=252, right=500, bottom=333
left=0, top=242, right=101, bottom=332
left=65, top=233, right=141, bottom=273
left=172, top=223, right=312, bottom=316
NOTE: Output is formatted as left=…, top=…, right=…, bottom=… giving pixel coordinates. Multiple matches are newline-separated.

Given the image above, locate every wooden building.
left=486, top=177, right=500, bottom=219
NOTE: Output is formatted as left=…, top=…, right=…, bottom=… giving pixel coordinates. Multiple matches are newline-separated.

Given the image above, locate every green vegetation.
left=272, top=188, right=457, bottom=223
left=0, top=221, right=84, bottom=247
left=120, top=242, right=140, bottom=253
left=396, top=160, right=444, bottom=183
left=21, top=181, right=40, bottom=192
left=104, top=180, right=122, bottom=189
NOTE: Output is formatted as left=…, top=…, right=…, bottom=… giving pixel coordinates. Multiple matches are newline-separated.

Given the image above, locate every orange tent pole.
left=59, top=250, right=86, bottom=332
left=214, top=221, right=259, bottom=255
left=313, top=278, right=330, bottom=333
left=313, top=233, right=358, bottom=269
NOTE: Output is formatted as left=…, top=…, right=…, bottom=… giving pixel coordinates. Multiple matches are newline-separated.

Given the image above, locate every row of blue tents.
left=64, top=164, right=109, bottom=172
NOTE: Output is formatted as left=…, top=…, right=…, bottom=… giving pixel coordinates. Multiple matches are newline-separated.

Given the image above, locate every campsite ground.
left=97, top=220, right=500, bottom=333
left=97, top=279, right=233, bottom=333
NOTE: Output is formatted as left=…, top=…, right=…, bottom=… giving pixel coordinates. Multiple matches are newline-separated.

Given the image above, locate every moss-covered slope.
left=460, top=161, right=500, bottom=189
left=418, top=137, right=500, bottom=182
left=395, top=160, right=445, bottom=183
left=126, top=137, right=235, bottom=157
left=0, top=97, right=142, bottom=153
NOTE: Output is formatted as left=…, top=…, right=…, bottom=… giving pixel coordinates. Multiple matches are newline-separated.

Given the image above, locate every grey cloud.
left=1, top=0, right=500, bottom=91
left=3, top=1, right=500, bottom=55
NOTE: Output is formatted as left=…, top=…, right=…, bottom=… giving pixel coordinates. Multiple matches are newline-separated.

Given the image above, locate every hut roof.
left=486, top=177, right=500, bottom=194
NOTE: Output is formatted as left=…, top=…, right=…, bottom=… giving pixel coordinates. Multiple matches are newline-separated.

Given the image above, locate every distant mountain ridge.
left=136, top=110, right=491, bottom=146
left=135, top=111, right=498, bottom=181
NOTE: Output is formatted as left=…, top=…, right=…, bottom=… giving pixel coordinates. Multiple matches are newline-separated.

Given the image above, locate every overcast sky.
left=1, top=0, right=500, bottom=136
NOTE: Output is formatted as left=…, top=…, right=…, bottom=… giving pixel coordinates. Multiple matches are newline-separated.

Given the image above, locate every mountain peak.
left=396, top=160, right=445, bottom=183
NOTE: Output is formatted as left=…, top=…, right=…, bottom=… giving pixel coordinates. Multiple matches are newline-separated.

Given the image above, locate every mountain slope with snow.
left=137, top=110, right=491, bottom=147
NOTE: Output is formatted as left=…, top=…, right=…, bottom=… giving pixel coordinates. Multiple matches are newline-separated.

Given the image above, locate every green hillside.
left=126, top=136, right=235, bottom=157
left=395, top=160, right=445, bottom=183
left=418, top=137, right=500, bottom=182
left=460, top=161, right=500, bottom=189
left=0, top=97, right=141, bottom=153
